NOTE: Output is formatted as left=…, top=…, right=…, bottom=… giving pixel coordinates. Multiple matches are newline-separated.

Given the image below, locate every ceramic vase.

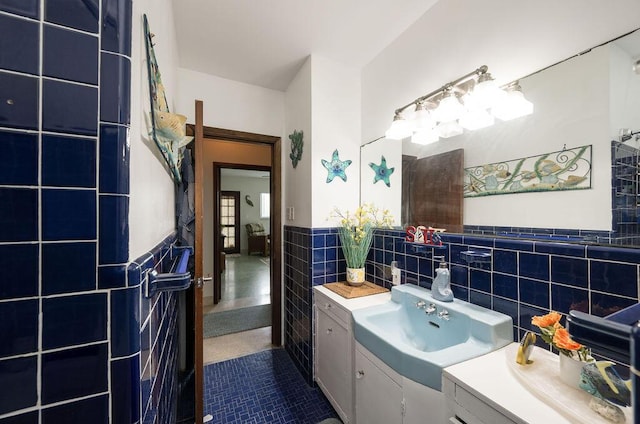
left=559, top=353, right=586, bottom=389
left=346, top=267, right=365, bottom=286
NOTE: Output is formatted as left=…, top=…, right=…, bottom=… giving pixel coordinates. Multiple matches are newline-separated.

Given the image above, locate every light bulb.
left=436, top=121, right=464, bottom=138
left=385, top=113, right=413, bottom=140
left=469, top=72, right=506, bottom=110
left=433, top=92, right=464, bottom=123
left=412, top=102, right=434, bottom=132
left=492, top=87, right=533, bottom=121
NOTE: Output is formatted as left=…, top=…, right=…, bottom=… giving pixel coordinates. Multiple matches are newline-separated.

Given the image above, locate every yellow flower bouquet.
left=531, top=311, right=591, bottom=361
left=330, top=204, right=393, bottom=269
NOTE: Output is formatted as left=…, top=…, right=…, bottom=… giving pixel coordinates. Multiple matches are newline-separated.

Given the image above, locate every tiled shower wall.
left=129, top=234, right=180, bottom=424
left=285, top=225, right=640, bottom=380
left=612, top=140, right=640, bottom=246
left=0, top=0, right=133, bottom=422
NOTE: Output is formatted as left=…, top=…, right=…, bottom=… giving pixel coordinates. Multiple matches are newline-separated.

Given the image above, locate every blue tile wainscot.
left=285, top=226, right=640, bottom=382
left=0, top=0, right=136, bottom=422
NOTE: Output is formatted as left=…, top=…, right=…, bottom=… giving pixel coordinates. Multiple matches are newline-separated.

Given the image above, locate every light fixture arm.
left=393, top=65, right=488, bottom=115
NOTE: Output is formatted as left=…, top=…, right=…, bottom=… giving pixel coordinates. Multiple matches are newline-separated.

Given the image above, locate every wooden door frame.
left=199, top=129, right=282, bottom=349
left=188, top=113, right=283, bottom=424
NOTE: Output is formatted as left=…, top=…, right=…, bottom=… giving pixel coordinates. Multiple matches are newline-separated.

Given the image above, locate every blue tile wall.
left=42, top=293, right=107, bottom=349
left=0, top=14, right=39, bottom=74
left=100, top=53, right=131, bottom=124
left=0, top=244, right=38, bottom=299
left=0, top=300, right=38, bottom=357
left=41, top=394, right=109, bottom=424
left=0, top=72, right=39, bottom=130
left=42, top=242, right=96, bottom=295
left=0, top=0, right=39, bottom=18
left=0, top=131, right=38, bottom=185
left=43, top=24, right=98, bottom=84
left=283, top=226, right=314, bottom=384
left=366, top=229, right=640, bottom=364
left=0, top=356, right=37, bottom=415
left=99, top=124, right=130, bottom=194
left=0, top=0, right=132, bottom=421
left=42, top=79, right=98, bottom=136
left=42, top=134, right=97, bottom=188
left=41, top=343, right=108, bottom=404
left=41, top=189, right=96, bottom=240
left=45, top=0, right=99, bottom=33
left=101, top=0, right=132, bottom=56
left=129, top=233, right=180, bottom=424
left=287, top=225, right=640, bottom=380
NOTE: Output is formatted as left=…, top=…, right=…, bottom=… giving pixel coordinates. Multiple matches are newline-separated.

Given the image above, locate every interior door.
left=220, top=191, right=240, bottom=254
left=193, top=100, right=205, bottom=424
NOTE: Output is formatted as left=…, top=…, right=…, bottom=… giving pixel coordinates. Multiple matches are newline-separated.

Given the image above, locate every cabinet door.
left=316, top=310, right=351, bottom=420
left=355, top=349, right=402, bottom=424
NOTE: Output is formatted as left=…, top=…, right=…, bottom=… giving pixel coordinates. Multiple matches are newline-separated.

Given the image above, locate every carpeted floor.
left=204, top=304, right=271, bottom=338
left=203, top=348, right=340, bottom=423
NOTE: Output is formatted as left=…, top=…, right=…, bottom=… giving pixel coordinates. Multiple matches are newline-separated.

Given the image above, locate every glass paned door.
left=220, top=191, right=240, bottom=254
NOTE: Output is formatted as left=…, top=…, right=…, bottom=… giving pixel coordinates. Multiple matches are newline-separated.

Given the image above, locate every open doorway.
left=203, top=164, right=274, bottom=364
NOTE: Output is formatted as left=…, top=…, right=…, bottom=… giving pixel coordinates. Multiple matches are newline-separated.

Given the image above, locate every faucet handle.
left=425, top=303, right=437, bottom=315
left=416, top=300, right=426, bottom=309
left=438, top=309, right=450, bottom=320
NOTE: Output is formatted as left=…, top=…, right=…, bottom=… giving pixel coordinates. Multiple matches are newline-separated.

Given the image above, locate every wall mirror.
left=361, top=27, right=640, bottom=247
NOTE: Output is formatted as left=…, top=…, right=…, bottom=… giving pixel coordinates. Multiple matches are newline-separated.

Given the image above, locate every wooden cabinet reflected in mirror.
left=402, top=149, right=464, bottom=233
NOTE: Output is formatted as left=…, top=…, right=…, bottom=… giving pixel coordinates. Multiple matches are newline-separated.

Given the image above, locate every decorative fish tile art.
left=464, top=145, right=592, bottom=197
left=144, top=15, right=192, bottom=183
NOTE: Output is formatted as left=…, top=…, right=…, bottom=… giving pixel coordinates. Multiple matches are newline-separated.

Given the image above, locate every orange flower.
left=553, top=327, right=582, bottom=351
left=531, top=311, right=562, bottom=328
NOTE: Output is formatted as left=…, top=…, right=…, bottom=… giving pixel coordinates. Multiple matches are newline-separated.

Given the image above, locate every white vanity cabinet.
left=355, top=343, right=403, bottom=424
left=354, top=342, right=445, bottom=424
left=313, top=286, right=390, bottom=424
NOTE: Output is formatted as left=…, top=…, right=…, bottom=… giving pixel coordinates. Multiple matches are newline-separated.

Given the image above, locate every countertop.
left=443, top=343, right=632, bottom=423
left=314, top=284, right=391, bottom=311
left=444, top=344, right=570, bottom=423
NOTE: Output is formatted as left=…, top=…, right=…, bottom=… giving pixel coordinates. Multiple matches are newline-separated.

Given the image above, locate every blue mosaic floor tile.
left=203, top=349, right=339, bottom=424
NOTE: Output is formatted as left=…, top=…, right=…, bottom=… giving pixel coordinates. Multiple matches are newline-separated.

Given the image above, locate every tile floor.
left=203, top=348, right=339, bottom=424
left=201, top=256, right=340, bottom=424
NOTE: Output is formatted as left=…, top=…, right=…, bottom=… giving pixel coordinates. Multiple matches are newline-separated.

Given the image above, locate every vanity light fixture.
left=385, top=111, right=413, bottom=140
left=491, top=82, right=533, bottom=121
left=385, top=65, right=534, bottom=142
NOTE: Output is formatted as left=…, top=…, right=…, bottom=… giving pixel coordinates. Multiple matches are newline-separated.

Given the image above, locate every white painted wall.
left=221, top=175, right=271, bottom=254
left=362, top=0, right=640, bottom=143
left=129, top=0, right=180, bottom=259
left=284, top=57, right=313, bottom=228
left=362, top=0, right=640, bottom=231
left=310, top=55, right=362, bottom=227
left=176, top=68, right=285, bottom=137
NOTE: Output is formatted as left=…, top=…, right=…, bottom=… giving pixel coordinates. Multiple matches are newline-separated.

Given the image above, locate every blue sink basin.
left=352, top=284, right=512, bottom=391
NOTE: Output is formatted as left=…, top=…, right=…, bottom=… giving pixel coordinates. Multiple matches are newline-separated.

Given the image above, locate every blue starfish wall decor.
left=369, top=155, right=395, bottom=187
left=321, top=149, right=352, bottom=183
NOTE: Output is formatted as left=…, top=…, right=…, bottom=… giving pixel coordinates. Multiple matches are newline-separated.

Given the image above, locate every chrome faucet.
left=416, top=300, right=427, bottom=309
left=438, top=309, right=450, bottom=320
left=425, top=303, right=437, bottom=315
